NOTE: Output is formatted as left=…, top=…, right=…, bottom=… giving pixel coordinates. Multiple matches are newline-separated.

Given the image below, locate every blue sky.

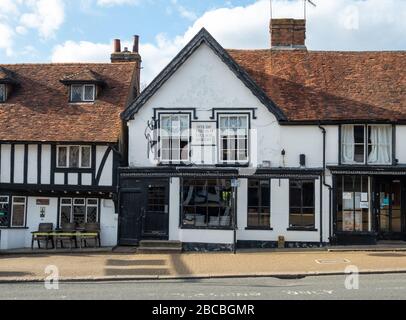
left=1, top=0, right=405, bottom=83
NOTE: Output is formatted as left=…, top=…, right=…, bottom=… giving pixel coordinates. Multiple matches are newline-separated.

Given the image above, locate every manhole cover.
left=315, top=259, right=351, bottom=264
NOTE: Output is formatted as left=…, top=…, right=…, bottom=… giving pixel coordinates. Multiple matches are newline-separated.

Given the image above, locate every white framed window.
left=57, top=145, right=92, bottom=168
left=341, top=124, right=392, bottom=165
left=159, top=114, right=190, bottom=163
left=0, top=84, right=6, bottom=102
left=11, top=196, right=26, bottom=227
left=59, top=198, right=99, bottom=227
left=219, top=114, right=249, bottom=164
left=70, top=84, right=95, bottom=102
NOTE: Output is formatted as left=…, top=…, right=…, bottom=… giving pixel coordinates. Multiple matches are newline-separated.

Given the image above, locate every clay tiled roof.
left=228, top=50, right=406, bottom=122
left=0, top=63, right=136, bottom=142
left=60, top=69, right=105, bottom=85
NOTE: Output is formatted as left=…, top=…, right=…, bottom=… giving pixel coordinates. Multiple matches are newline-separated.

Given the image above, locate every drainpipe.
left=319, top=125, right=333, bottom=246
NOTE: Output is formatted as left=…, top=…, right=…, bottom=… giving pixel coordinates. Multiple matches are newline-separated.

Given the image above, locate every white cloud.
left=96, top=0, right=140, bottom=6
left=171, top=0, right=197, bottom=21
left=0, top=23, right=14, bottom=56
left=19, top=0, right=65, bottom=39
left=51, top=0, right=406, bottom=85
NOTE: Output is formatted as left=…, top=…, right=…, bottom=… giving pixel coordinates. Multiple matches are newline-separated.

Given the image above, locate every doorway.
left=374, top=177, right=406, bottom=240
left=119, top=179, right=169, bottom=245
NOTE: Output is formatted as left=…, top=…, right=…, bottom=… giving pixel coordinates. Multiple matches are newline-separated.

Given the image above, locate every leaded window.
left=0, top=196, right=9, bottom=227
left=57, top=145, right=92, bottom=168
left=60, top=198, right=98, bottom=227
left=70, top=84, right=95, bottom=102
left=219, top=115, right=249, bottom=163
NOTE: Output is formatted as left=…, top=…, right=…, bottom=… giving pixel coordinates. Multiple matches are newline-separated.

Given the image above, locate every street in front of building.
left=1, top=274, right=405, bottom=300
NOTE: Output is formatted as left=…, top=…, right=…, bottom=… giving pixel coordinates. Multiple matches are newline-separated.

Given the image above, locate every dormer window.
left=0, top=84, right=6, bottom=102
left=70, top=84, right=95, bottom=103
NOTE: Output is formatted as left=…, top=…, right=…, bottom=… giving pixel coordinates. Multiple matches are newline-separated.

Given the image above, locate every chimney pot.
left=133, top=35, right=139, bottom=53
left=113, top=39, right=121, bottom=53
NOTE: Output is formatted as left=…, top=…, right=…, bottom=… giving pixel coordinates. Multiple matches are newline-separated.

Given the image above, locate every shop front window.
left=337, top=175, right=370, bottom=232
left=182, top=179, right=233, bottom=228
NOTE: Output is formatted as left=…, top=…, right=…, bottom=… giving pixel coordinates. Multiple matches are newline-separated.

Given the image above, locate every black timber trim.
left=95, top=147, right=112, bottom=185
left=210, top=108, right=258, bottom=120
left=10, top=144, right=14, bottom=184
left=23, top=144, right=28, bottom=184
left=328, top=165, right=406, bottom=175
left=37, top=144, right=42, bottom=185
left=153, top=108, right=198, bottom=121
left=0, top=184, right=115, bottom=194
left=91, top=145, right=97, bottom=185
left=50, top=145, right=56, bottom=185
left=121, top=28, right=286, bottom=121
left=392, top=124, right=397, bottom=165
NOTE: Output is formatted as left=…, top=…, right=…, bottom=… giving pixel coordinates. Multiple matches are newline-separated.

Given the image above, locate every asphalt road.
left=1, top=274, right=406, bottom=300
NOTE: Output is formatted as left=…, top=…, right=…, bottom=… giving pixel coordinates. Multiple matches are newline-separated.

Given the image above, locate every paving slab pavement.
left=0, top=250, right=406, bottom=282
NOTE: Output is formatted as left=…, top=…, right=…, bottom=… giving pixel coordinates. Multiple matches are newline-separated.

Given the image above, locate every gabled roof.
left=0, top=67, right=19, bottom=85
left=228, top=49, right=406, bottom=123
left=122, top=28, right=286, bottom=121
left=60, top=69, right=106, bottom=86
left=0, top=62, right=137, bottom=142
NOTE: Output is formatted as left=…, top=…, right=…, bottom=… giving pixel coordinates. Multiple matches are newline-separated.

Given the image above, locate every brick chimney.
left=111, top=35, right=142, bottom=63
left=111, top=35, right=142, bottom=96
left=270, top=19, right=306, bottom=49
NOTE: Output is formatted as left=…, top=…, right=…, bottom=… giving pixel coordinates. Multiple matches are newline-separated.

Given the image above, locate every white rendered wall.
left=14, top=145, right=24, bottom=183
left=40, top=145, right=51, bottom=185
left=397, top=126, right=406, bottom=164
left=0, top=229, right=26, bottom=250
left=0, top=144, right=11, bottom=183
left=27, top=145, right=38, bottom=184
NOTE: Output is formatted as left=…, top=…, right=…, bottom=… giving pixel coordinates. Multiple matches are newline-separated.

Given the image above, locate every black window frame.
left=246, top=179, right=272, bottom=230
left=288, top=179, right=316, bottom=231
left=180, top=178, right=234, bottom=230
left=340, top=124, right=394, bottom=166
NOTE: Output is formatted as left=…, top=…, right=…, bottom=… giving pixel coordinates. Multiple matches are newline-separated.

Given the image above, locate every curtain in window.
left=342, top=125, right=354, bottom=163
left=368, top=126, right=391, bottom=164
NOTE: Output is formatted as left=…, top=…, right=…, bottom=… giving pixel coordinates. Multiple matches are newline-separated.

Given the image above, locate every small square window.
left=70, top=84, right=95, bottom=102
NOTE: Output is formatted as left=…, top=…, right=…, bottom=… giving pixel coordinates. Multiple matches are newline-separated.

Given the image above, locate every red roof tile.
left=0, top=63, right=136, bottom=142
left=228, top=50, right=406, bottom=122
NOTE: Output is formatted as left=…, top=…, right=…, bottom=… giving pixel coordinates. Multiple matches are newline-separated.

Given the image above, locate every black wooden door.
left=118, top=187, right=144, bottom=245
left=142, top=181, right=170, bottom=240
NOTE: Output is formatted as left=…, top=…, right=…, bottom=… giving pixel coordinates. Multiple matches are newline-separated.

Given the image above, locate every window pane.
left=354, top=126, right=364, bottom=144
left=290, top=185, right=301, bottom=207
left=73, top=203, right=86, bottom=225
left=0, top=197, right=9, bottom=227
left=86, top=206, right=98, bottom=223
left=81, top=146, right=91, bottom=168
left=69, top=146, right=80, bottom=168
left=61, top=198, right=72, bottom=205
left=58, top=147, right=67, bottom=167
left=354, top=145, right=364, bottom=163
left=260, top=181, right=270, bottom=207
left=87, top=199, right=98, bottom=206
left=71, top=85, right=82, bottom=102
left=0, top=84, right=5, bottom=102
left=84, top=85, right=95, bottom=101
left=302, top=182, right=314, bottom=207
left=60, top=205, right=71, bottom=225
left=12, top=200, right=25, bottom=227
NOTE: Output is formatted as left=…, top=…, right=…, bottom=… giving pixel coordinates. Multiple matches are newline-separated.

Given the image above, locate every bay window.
left=341, top=125, right=392, bottom=165
left=219, top=115, right=249, bottom=164
left=159, top=114, right=190, bottom=163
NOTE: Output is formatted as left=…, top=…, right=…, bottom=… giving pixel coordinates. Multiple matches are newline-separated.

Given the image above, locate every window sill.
left=245, top=227, right=273, bottom=231
left=287, top=227, right=318, bottom=232
left=181, top=226, right=234, bottom=231
left=0, top=227, right=29, bottom=230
